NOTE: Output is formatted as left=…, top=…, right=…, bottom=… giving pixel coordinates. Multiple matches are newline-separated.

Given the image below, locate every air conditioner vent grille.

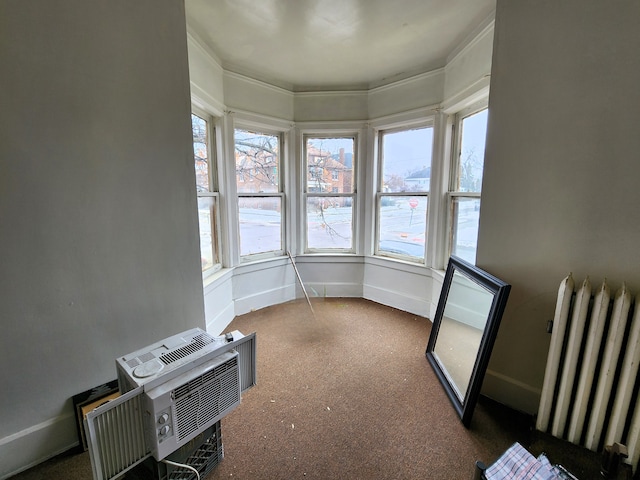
left=160, top=333, right=215, bottom=366
left=174, top=359, right=240, bottom=441
left=173, top=357, right=238, bottom=399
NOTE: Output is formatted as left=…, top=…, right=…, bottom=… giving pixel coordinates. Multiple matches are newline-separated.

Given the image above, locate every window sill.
left=203, top=267, right=233, bottom=291
left=364, top=255, right=431, bottom=276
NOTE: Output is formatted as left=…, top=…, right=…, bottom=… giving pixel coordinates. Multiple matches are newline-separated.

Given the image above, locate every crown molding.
left=190, top=82, right=225, bottom=117
left=295, top=120, right=369, bottom=131
left=368, top=68, right=445, bottom=95
left=228, top=108, right=294, bottom=131
left=446, top=11, right=495, bottom=67
left=294, top=90, right=369, bottom=98
left=442, top=75, right=491, bottom=114
left=368, top=105, right=440, bottom=130
left=186, top=27, right=223, bottom=66
left=223, top=70, right=294, bottom=98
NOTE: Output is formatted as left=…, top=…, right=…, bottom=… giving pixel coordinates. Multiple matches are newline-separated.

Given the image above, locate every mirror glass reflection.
left=432, top=269, right=494, bottom=401
left=426, top=256, right=511, bottom=427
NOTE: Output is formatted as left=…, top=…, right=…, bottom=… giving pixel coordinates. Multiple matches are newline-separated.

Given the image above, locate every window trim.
left=446, top=100, right=489, bottom=264
left=374, top=121, right=435, bottom=264
left=192, top=107, right=222, bottom=279
left=233, top=124, right=287, bottom=262
left=302, top=133, right=358, bottom=254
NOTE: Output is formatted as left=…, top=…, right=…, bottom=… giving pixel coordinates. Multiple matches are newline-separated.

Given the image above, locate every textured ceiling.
left=185, top=0, right=495, bottom=91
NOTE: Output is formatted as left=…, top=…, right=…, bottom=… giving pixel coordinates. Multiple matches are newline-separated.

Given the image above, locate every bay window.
left=191, top=111, right=221, bottom=276
left=376, top=126, right=434, bottom=262
left=449, top=106, right=488, bottom=264
left=234, top=128, right=283, bottom=258
left=304, top=136, right=356, bottom=251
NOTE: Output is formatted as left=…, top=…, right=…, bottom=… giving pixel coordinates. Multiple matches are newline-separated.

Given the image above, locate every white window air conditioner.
left=83, top=328, right=256, bottom=480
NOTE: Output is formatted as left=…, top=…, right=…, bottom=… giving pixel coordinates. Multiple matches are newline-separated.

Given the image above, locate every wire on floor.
left=161, top=458, right=201, bottom=480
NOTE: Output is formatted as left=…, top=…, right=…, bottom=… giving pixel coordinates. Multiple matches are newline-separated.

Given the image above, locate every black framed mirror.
left=426, top=256, right=511, bottom=427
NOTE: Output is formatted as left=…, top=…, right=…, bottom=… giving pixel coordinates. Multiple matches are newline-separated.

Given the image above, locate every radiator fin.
left=584, top=284, right=631, bottom=450
left=607, top=300, right=640, bottom=449
left=536, top=273, right=574, bottom=432
left=565, top=279, right=609, bottom=442
left=551, top=277, right=593, bottom=438
left=538, top=276, right=640, bottom=473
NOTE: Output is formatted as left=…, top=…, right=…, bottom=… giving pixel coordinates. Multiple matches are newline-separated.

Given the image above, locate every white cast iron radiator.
left=537, top=274, right=640, bottom=470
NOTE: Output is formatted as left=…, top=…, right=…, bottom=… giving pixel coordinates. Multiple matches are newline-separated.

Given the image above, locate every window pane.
left=458, top=109, right=487, bottom=193
left=306, top=196, right=352, bottom=249
left=235, top=129, right=280, bottom=193
left=306, top=137, right=354, bottom=193
left=378, top=195, right=427, bottom=258
left=381, top=127, right=433, bottom=193
left=239, top=197, right=282, bottom=256
left=451, top=197, right=481, bottom=264
left=198, top=196, right=219, bottom=272
left=192, top=114, right=210, bottom=192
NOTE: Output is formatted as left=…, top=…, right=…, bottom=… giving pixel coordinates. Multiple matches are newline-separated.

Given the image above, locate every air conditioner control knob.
left=158, top=413, right=169, bottom=424
left=159, top=425, right=170, bottom=436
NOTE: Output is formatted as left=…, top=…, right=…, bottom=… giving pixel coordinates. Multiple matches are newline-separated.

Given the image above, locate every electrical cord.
left=161, top=458, right=201, bottom=480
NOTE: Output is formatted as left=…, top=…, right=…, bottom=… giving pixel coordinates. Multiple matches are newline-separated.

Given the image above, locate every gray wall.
left=0, top=1, right=204, bottom=475
left=479, top=0, right=640, bottom=413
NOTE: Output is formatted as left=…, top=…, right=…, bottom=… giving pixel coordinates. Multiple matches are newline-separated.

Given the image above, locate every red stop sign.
left=409, top=198, right=418, bottom=209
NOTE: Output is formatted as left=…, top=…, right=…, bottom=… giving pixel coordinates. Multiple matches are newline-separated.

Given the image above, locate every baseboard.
left=482, top=368, right=541, bottom=415
left=303, top=281, right=363, bottom=299
left=234, top=284, right=296, bottom=316
left=0, top=413, right=78, bottom=480
left=206, top=300, right=236, bottom=335
left=363, top=284, right=429, bottom=317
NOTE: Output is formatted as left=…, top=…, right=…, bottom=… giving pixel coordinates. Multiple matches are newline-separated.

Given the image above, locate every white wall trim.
left=224, top=70, right=295, bottom=99
left=368, top=68, right=445, bottom=95
left=430, top=268, right=446, bottom=319
left=442, top=76, right=491, bottom=114
left=190, top=82, right=225, bottom=117
left=295, top=89, right=369, bottom=98
left=186, top=28, right=223, bottom=66
left=295, top=253, right=366, bottom=263
left=228, top=108, right=294, bottom=131
left=364, top=255, right=431, bottom=276
left=0, top=413, right=78, bottom=480
left=446, top=11, right=495, bottom=66
left=304, top=281, right=363, bottom=299
left=234, top=284, right=296, bottom=316
left=295, top=120, right=368, bottom=131
left=483, top=369, right=541, bottom=415
left=203, top=268, right=234, bottom=335
left=206, top=301, right=235, bottom=335
left=368, top=105, right=439, bottom=130
left=363, top=284, right=429, bottom=317
left=0, top=413, right=73, bottom=447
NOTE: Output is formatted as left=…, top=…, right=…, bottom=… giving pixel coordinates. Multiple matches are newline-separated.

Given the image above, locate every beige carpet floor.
left=12, top=298, right=605, bottom=480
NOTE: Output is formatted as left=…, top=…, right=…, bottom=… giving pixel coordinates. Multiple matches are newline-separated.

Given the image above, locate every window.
left=449, top=107, right=488, bottom=264
left=376, top=126, right=433, bottom=262
left=234, top=128, right=283, bottom=258
left=191, top=112, right=221, bottom=276
left=304, top=136, right=356, bottom=251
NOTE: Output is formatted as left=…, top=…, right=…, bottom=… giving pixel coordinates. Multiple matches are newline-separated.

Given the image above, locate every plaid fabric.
left=484, top=443, right=562, bottom=480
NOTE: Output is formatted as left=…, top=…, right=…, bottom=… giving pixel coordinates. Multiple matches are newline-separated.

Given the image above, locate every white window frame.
left=374, top=120, right=435, bottom=264
left=303, top=133, right=358, bottom=253
left=447, top=100, right=489, bottom=265
left=192, top=107, right=222, bottom=279
left=233, top=122, right=286, bottom=262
